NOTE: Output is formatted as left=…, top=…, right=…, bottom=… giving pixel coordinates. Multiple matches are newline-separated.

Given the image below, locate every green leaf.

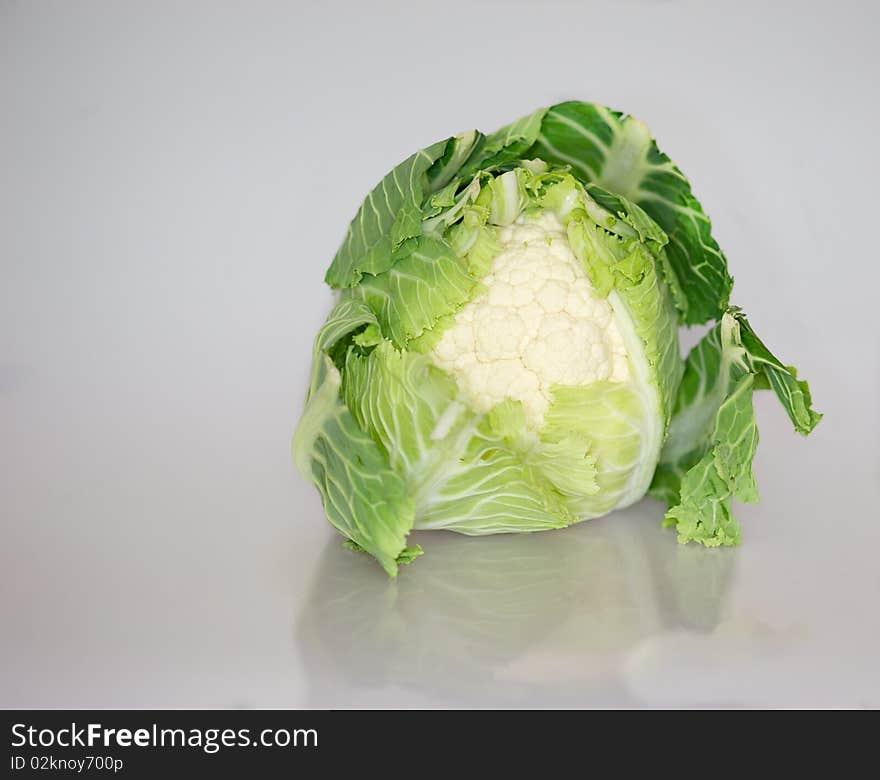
left=415, top=430, right=573, bottom=535
left=395, top=545, right=424, bottom=566
left=583, top=183, right=668, bottom=249
left=460, top=107, right=548, bottom=177
left=456, top=222, right=500, bottom=278
left=343, top=340, right=464, bottom=477
left=542, top=382, right=651, bottom=518
left=529, top=435, right=599, bottom=498
left=294, top=355, right=415, bottom=577
left=325, top=139, right=449, bottom=288
left=486, top=169, right=530, bottom=226
left=306, top=298, right=379, bottom=397
left=426, top=130, right=482, bottom=191
left=342, top=541, right=424, bottom=566
left=653, top=310, right=820, bottom=546
left=345, top=236, right=479, bottom=347
left=343, top=342, right=573, bottom=535
left=738, top=317, right=823, bottom=434
left=293, top=302, right=415, bottom=576
left=528, top=101, right=733, bottom=325
left=662, top=370, right=759, bottom=546
left=662, top=453, right=743, bottom=547
left=566, top=219, right=682, bottom=424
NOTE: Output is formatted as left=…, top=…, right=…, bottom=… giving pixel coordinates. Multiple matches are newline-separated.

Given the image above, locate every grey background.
left=2, top=0, right=878, bottom=707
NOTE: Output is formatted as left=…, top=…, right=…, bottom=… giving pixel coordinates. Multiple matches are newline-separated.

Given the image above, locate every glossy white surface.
left=2, top=0, right=879, bottom=708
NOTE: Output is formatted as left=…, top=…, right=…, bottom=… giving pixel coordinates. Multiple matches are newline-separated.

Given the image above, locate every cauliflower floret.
left=431, top=212, right=629, bottom=429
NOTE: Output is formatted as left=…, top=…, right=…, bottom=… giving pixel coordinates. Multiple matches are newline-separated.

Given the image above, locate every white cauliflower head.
left=431, top=211, right=630, bottom=429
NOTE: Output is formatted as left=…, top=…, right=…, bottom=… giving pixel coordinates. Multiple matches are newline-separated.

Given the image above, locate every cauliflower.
left=431, top=212, right=629, bottom=429
left=294, top=101, right=821, bottom=575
